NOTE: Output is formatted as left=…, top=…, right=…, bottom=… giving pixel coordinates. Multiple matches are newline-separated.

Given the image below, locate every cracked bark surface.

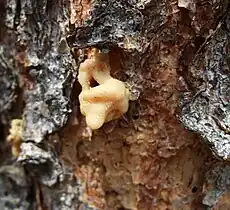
left=180, top=12, right=230, bottom=160
left=1, top=0, right=230, bottom=209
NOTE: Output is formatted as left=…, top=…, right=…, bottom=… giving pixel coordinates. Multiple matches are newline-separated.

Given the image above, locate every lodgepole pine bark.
left=0, top=0, right=230, bottom=209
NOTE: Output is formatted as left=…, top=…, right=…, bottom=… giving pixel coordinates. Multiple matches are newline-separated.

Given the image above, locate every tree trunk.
left=0, top=0, right=230, bottom=209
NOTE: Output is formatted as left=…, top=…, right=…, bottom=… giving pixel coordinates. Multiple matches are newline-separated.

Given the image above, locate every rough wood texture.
left=1, top=0, right=230, bottom=209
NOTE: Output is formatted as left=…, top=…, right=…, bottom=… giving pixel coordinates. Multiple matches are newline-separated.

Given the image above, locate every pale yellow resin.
left=78, top=49, right=130, bottom=129
left=7, top=119, right=23, bottom=156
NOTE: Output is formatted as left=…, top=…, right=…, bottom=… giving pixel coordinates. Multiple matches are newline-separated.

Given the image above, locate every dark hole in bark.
left=192, top=186, right=198, bottom=193
left=132, top=113, right=139, bottom=120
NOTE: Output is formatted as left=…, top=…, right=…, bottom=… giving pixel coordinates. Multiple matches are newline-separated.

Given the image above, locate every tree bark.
left=0, top=0, right=230, bottom=209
